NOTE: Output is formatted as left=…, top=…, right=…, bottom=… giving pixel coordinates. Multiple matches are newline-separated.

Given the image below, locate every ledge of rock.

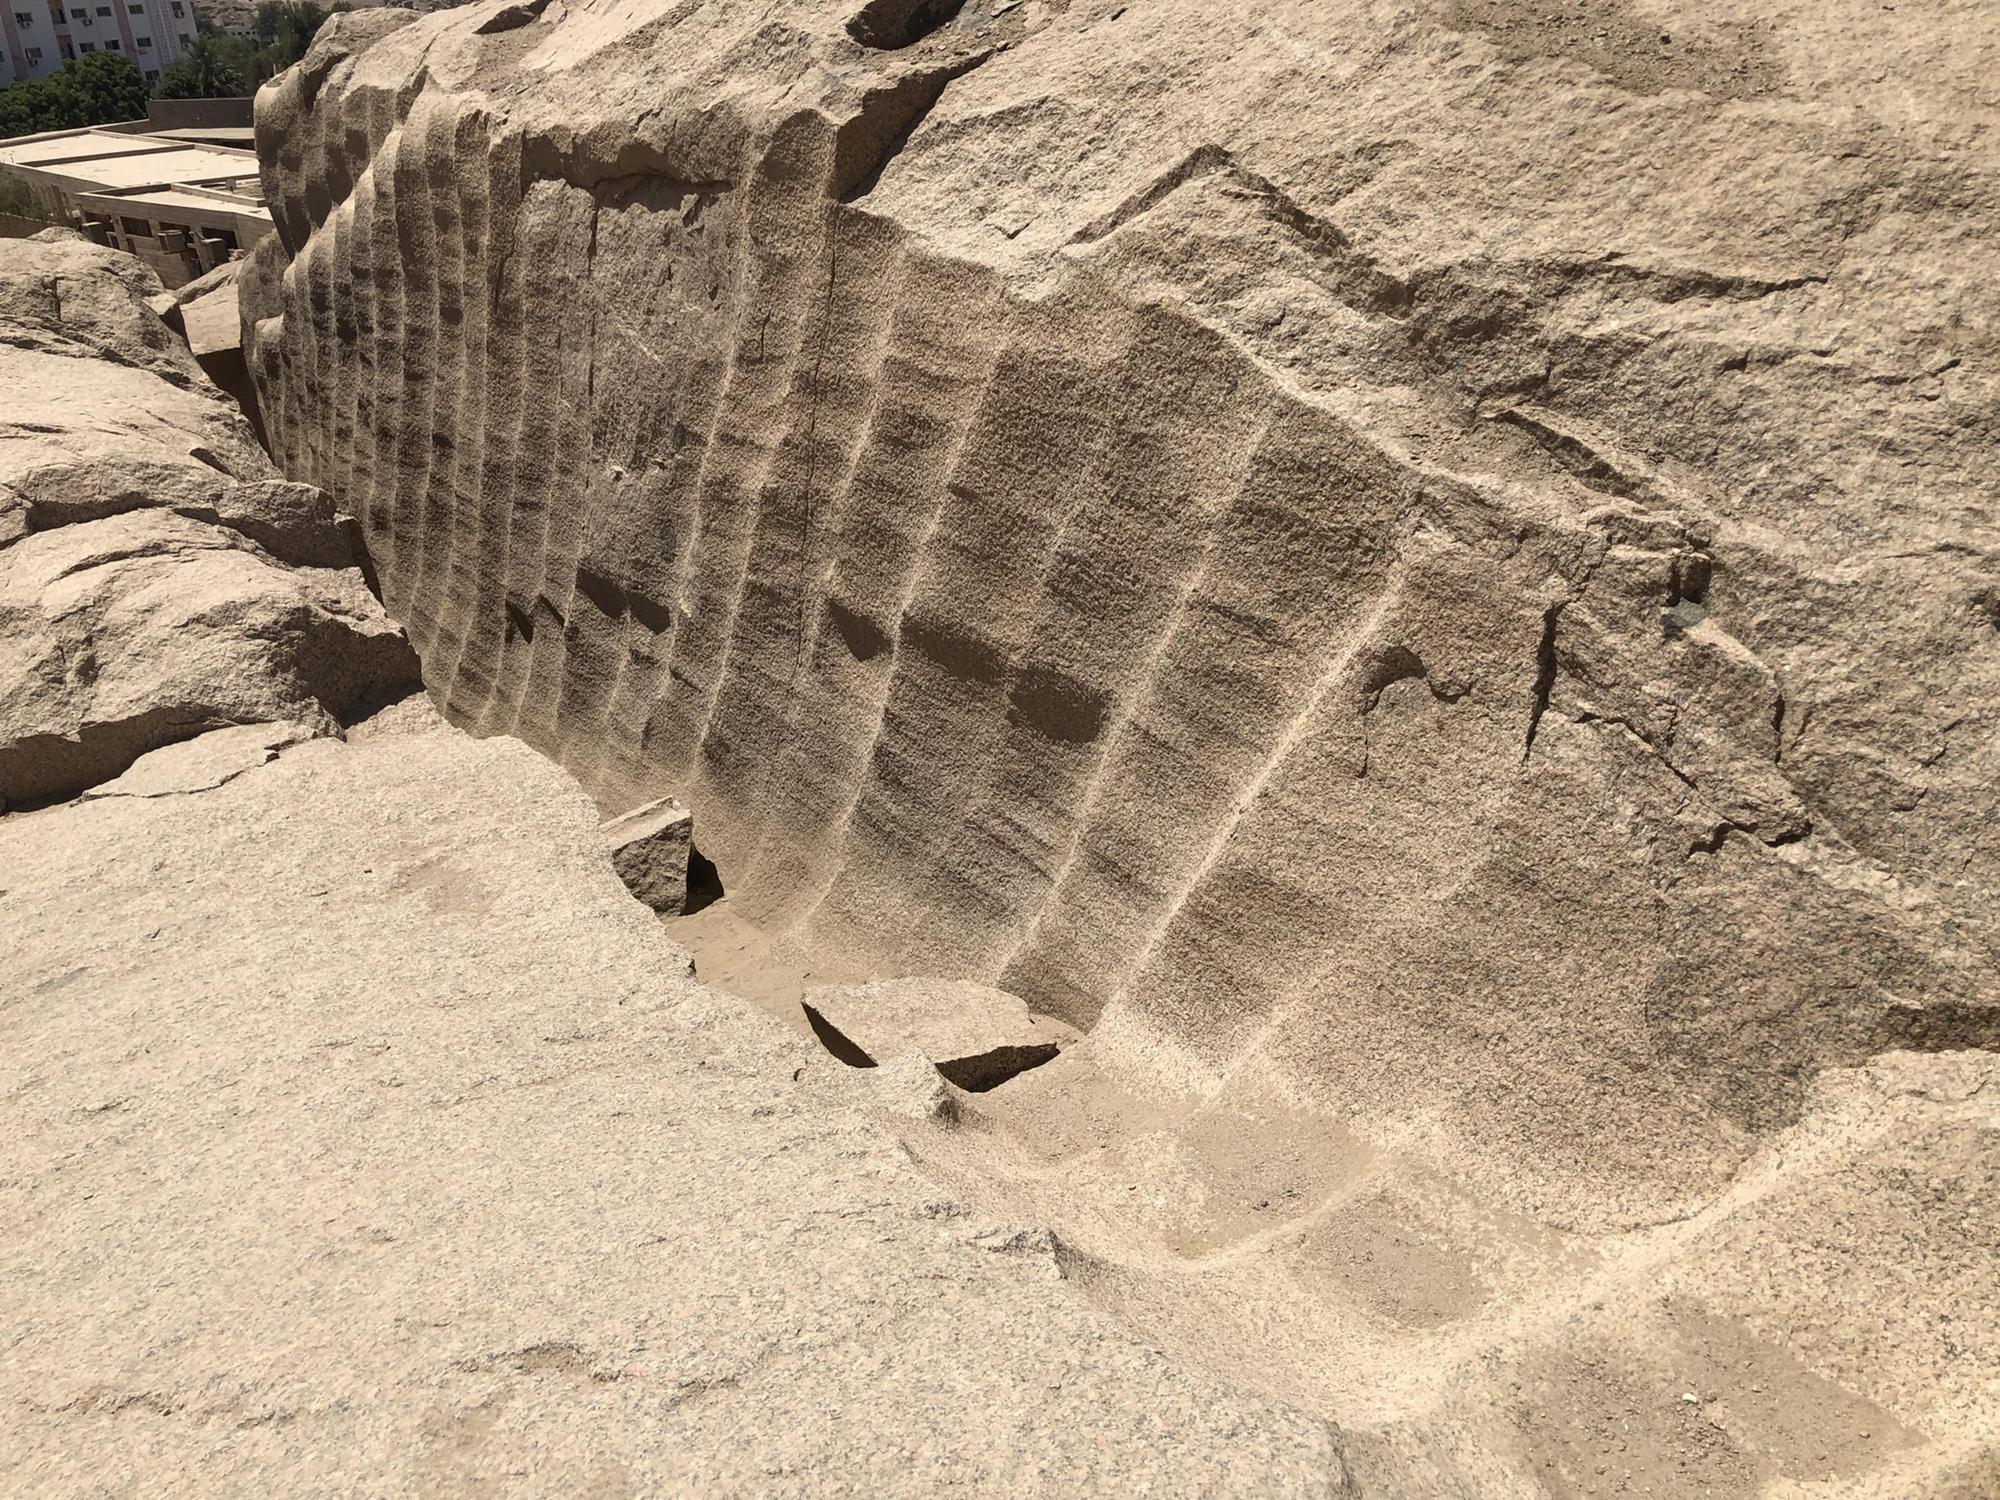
left=0, top=236, right=417, bottom=806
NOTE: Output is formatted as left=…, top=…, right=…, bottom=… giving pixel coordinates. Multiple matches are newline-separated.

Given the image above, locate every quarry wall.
left=241, top=0, right=1999, bottom=1227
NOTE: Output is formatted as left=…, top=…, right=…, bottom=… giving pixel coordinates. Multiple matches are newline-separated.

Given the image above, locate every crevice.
left=1068, top=144, right=1236, bottom=247
left=682, top=842, right=725, bottom=915
left=1067, top=148, right=1410, bottom=314
left=846, top=0, right=966, bottom=50
left=1490, top=406, right=1645, bottom=499
left=799, top=1002, right=1063, bottom=1092
left=831, top=50, right=995, bottom=203
left=1688, top=815, right=1814, bottom=858
left=1521, top=602, right=1563, bottom=761
left=1573, top=709, right=1696, bottom=791
left=1569, top=255, right=1831, bottom=305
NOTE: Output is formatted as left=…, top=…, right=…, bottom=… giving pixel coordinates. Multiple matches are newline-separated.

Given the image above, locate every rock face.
left=236, top=2, right=2000, bottom=1486
left=244, top=0, right=1998, bottom=1228
left=0, top=234, right=417, bottom=804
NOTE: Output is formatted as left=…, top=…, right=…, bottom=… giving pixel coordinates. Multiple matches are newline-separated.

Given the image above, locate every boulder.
left=802, top=977, right=1081, bottom=1091
left=601, top=794, right=693, bottom=913
left=0, top=509, right=416, bottom=804
left=0, top=237, right=417, bottom=804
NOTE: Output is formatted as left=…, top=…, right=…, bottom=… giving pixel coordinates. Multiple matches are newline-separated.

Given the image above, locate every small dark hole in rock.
left=802, top=1003, right=878, bottom=1070
left=683, top=843, right=724, bottom=915
left=847, top=0, right=965, bottom=49
left=935, top=1044, right=1061, bottom=1092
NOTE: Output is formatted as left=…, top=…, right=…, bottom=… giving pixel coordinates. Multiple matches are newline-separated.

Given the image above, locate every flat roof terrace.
left=0, top=128, right=263, bottom=194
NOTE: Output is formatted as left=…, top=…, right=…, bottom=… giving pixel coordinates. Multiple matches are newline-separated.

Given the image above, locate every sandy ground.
left=663, top=888, right=2000, bottom=1498
left=5, top=700, right=1994, bottom=1495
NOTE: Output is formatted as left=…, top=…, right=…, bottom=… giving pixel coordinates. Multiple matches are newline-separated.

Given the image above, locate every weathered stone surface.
left=0, top=237, right=417, bottom=803
left=804, top=977, right=1081, bottom=1090
left=234, top=0, right=2000, bottom=1487
left=602, top=792, right=692, bottom=913
left=4, top=230, right=207, bottom=386
left=77, top=719, right=316, bottom=799
left=0, top=698, right=1354, bottom=1497
left=243, top=0, right=1998, bottom=1229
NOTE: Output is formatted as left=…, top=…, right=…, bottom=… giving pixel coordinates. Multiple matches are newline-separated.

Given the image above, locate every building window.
left=136, top=32, right=148, bottom=46
left=103, top=35, right=116, bottom=46
left=56, top=36, right=71, bottom=56
left=168, top=1, right=181, bottom=13
left=176, top=29, right=187, bottom=42
left=11, top=10, right=30, bottom=24
left=128, top=2, right=140, bottom=10
left=95, top=5, right=110, bottom=13
left=25, top=45, right=41, bottom=62
left=143, top=66, right=156, bottom=80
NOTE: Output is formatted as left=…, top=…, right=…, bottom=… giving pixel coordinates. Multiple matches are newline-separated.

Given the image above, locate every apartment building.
left=0, top=0, right=196, bottom=90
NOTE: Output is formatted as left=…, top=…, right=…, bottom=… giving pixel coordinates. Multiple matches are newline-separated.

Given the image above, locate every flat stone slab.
left=179, top=284, right=242, bottom=361
left=802, top=978, right=1083, bottom=1092
left=78, top=720, right=317, bottom=801
left=602, top=794, right=692, bottom=914
left=0, top=705, right=1352, bottom=1496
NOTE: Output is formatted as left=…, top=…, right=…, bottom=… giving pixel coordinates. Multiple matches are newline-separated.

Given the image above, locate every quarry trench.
left=238, top=112, right=1995, bottom=1500
left=636, top=873, right=1938, bottom=1499
left=5, top=0, right=1980, bottom=1491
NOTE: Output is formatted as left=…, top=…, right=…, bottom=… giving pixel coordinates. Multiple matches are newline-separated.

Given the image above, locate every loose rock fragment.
left=602, top=795, right=694, bottom=914
left=802, top=978, right=1081, bottom=1091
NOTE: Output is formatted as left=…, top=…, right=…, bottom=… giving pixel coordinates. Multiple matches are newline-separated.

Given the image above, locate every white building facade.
left=1, top=0, right=197, bottom=90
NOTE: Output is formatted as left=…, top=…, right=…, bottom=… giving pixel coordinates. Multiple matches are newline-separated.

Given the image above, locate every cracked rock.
left=0, top=238, right=416, bottom=806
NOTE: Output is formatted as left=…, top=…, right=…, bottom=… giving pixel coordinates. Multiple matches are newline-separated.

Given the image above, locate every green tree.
left=45, top=50, right=147, bottom=125
left=0, top=80, right=58, bottom=140
left=193, top=0, right=347, bottom=87
left=153, top=34, right=253, bottom=99
left=252, top=0, right=342, bottom=60
left=0, top=52, right=146, bottom=139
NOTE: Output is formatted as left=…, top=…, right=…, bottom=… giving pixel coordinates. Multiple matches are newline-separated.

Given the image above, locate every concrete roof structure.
left=0, top=127, right=265, bottom=196
left=0, top=124, right=271, bottom=289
